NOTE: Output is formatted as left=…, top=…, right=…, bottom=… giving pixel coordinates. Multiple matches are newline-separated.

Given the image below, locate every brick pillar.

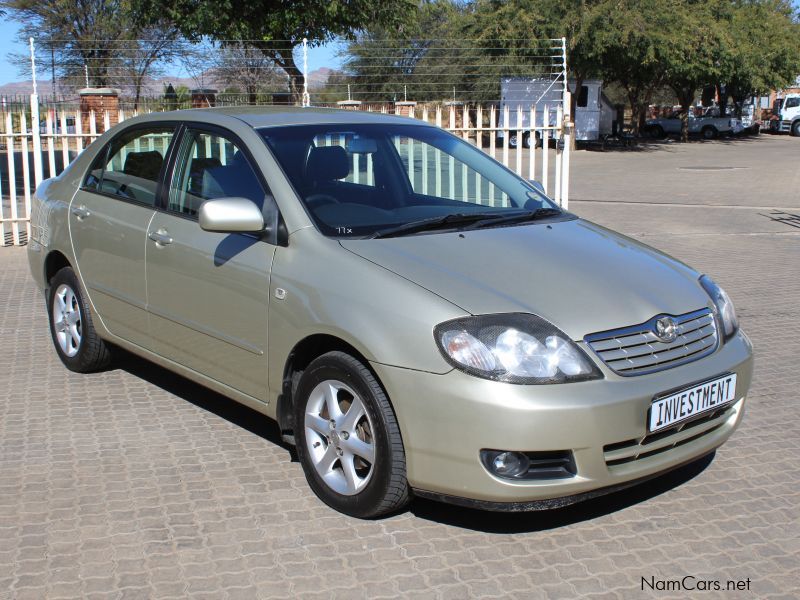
left=191, top=89, right=217, bottom=108
left=79, top=88, right=120, bottom=134
left=394, top=101, right=417, bottom=117
left=336, top=100, right=362, bottom=111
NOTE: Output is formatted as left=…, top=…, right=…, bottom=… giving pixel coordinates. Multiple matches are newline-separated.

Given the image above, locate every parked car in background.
left=29, top=106, right=753, bottom=518
left=645, top=107, right=741, bottom=139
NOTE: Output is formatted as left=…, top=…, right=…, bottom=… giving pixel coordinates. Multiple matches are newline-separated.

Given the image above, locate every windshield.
left=260, top=124, right=559, bottom=238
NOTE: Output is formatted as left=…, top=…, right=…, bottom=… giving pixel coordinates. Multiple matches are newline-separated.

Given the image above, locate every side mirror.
left=198, top=197, right=265, bottom=233
left=528, top=180, right=545, bottom=194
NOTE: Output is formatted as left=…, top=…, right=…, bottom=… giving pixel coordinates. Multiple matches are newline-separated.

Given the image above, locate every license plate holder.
left=648, top=373, right=737, bottom=433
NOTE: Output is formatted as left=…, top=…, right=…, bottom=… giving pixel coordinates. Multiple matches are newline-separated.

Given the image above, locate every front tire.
left=47, top=266, right=112, bottom=372
left=792, top=121, right=800, bottom=137
left=293, top=351, right=409, bottom=518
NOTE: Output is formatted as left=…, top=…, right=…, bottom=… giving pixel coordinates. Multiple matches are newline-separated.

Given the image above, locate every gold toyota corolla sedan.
left=28, top=107, right=753, bottom=517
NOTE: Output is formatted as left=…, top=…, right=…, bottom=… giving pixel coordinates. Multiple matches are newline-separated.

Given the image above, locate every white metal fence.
left=1, top=97, right=571, bottom=247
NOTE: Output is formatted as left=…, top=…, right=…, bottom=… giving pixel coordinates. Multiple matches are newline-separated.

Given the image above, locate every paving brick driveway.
left=1, top=134, right=798, bottom=599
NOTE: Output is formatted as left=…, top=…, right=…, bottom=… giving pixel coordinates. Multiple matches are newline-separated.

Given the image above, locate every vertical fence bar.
left=46, top=109, right=56, bottom=178
left=562, top=91, right=571, bottom=210
left=542, top=104, right=550, bottom=195
left=475, top=105, right=483, bottom=204
left=20, top=110, right=32, bottom=240
left=448, top=106, right=455, bottom=199
left=59, top=110, right=69, bottom=171
left=6, top=111, right=19, bottom=245
left=435, top=106, right=442, bottom=197
left=515, top=105, right=523, bottom=176
left=0, top=116, right=6, bottom=244
left=502, top=105, right=509, bottom=168
left=528, top=106, right=535, bottom=182
left=489, top=105, right=496, bottom=205
left=74, top=109, right=83, bottom=153
left=554, top=104, right=563, bottom=204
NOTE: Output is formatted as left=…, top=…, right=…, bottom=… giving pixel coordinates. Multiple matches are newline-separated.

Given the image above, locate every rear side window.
left=83, top=126, right=176, bottom=207
left=576, top=85, right=589, bottom=108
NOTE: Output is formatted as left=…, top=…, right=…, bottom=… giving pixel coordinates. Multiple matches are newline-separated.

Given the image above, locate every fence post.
left=30, top=38, right=44, bottom=195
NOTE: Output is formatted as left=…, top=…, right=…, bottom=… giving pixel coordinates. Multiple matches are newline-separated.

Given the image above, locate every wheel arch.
left=44, top=250, right=72, bottom=287
left=276, top=333, right=389, bottom=442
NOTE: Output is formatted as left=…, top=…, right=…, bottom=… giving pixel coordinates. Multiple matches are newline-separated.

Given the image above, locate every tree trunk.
left=674, top=88, right=694, bottom=143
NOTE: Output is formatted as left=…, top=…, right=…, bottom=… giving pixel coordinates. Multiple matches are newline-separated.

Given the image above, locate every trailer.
left=497, top=78, right=617, bottom=147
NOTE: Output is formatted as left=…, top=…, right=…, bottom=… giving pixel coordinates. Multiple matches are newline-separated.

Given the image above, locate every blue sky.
left=0, top=20, right=347, bottom=86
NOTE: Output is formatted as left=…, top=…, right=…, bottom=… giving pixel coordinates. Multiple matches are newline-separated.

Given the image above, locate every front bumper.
left=372, top=330, right=753, bottom=506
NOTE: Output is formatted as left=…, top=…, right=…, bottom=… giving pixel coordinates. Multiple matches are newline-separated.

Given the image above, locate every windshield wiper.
left=465, top=207, right=564, bottom=230
left=369, top=212, right=502, bottom=239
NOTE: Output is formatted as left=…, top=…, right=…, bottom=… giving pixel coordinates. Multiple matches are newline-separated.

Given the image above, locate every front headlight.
left=699, top=275, right=738, bottom=340
left=434, top=314, right=602, bottom=384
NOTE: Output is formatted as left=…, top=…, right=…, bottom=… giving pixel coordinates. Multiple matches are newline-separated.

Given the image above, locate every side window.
left=168, top=129, right=267, bottom=217
left=577, top=85, right=589, bottom=108
left=785, top=98, right=800, bottom=109
left=392, top=135, right=511, bottom=208
left=83, top=127, right=175, bottom=207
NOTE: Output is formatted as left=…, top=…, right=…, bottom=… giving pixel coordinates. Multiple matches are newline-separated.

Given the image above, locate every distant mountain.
left=0, top=67, right=334, bottom=98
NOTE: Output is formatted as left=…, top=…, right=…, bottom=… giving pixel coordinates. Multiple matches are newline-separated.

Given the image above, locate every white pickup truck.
left=645, top=108, right=742, bottom=140
left=768, top=94, right=800, bottom=136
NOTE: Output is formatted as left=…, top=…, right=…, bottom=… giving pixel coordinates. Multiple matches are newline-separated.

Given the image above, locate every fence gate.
left=2, top=38, right=571, bottom=247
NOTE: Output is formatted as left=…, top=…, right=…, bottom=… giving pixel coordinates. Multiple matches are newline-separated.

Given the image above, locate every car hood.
left=339, top=218, right=711, bottom=340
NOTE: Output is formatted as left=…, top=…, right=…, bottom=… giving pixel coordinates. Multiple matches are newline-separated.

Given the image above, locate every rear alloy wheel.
left=701, top=126, right=718, bottom=140
left=47, top=267, right=111, bottom=372
left=294, top=351, right=409, bottom=518
left=508, top=133, right=519, bottom=148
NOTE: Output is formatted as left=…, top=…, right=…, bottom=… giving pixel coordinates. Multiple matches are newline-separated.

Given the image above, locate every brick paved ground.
left=1, top=134, right=798, bottom=599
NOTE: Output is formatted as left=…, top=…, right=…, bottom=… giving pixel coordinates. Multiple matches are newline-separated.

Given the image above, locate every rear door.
left=144, top=125, right=276, bottom=401
left=70, top=125, right=176, bottom=347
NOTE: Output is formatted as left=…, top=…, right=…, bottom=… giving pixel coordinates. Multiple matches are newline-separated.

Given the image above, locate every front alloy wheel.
left=294, top=351, right=409, bottom=517
left=304, top=379, right=376, bottom=495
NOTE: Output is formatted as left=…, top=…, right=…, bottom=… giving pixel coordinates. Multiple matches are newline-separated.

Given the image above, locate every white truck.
left=768, top=94, right=800, bottom=136
left=497, top=78, right=616, bottom=147
left=645, top=107, right=741, bottom=139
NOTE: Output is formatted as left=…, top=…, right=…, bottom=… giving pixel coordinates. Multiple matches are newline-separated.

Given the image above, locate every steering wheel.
left=305, top=193, right=340, bottom=209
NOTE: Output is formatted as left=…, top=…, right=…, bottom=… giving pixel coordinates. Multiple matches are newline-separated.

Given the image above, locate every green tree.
left=132, top=0, right=415, bottom=103
left=718, top=0, right=800, bottom=115
left=1, top=0, right=179, bottom=104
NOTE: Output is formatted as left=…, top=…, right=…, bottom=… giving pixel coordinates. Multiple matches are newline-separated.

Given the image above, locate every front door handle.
left=148, top=229, right=173, bottom=246
left=71, top=205, right=91, bottom=220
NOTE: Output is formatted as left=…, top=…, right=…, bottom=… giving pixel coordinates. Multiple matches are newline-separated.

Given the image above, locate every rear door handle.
left=148, top=229, right=173, bottom=246
left=71, top=205, right=91, bottom=219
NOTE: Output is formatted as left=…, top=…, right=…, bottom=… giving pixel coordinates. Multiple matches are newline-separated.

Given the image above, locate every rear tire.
left=293, top=351, right=409, bottom=518
left=648, top=125, right=665, bottom=139
left=701, top=126, right=718, bottom=140
left=47, top=266, right=112, bottom=372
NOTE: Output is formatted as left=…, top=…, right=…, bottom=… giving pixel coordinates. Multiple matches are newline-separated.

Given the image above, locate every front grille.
left=603, top=402, right=737, bottom=467
left=585, top=308, right=718, bottom=376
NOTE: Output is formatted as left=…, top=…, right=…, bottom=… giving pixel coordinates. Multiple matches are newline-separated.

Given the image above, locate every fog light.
left=482, top=450, right=530, bottom=478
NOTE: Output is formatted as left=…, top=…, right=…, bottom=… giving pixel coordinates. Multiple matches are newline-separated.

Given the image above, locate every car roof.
left=148, top=105, right=430, bottom=130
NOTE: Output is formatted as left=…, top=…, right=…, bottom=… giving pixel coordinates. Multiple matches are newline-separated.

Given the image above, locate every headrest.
left=122, top=151, right=163, bottom=181
left=305, top=145, right=349, bottom=183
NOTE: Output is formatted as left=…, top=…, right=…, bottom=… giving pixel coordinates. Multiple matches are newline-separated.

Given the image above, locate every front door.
left=69, top=125, right=176, bottom=347
left=145, top=127, right=275, bottom=401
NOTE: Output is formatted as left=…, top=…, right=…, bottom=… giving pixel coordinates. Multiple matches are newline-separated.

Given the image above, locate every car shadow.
left=114, top=348, right=296, bottom=459
left=407, top=452, right=715, bottom=533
